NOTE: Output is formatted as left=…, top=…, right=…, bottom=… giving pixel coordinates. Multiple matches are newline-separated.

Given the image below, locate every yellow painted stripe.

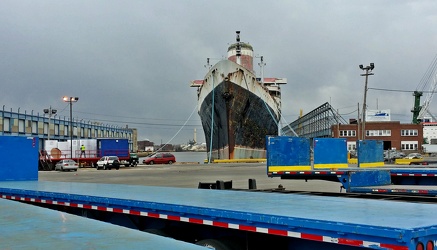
left=348, top=158, right=358, bottom=164
left=395, top=159, right=423, bottom=165
left=268, top=166, right=312, bottom=171
left=314, top=163, right=348, bottom=169
left=204, top=158, right=266, bottom=163
left=359, top=162, right=385, bottom=168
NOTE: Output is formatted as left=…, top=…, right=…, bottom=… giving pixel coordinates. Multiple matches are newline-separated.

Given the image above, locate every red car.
left=142, top=153, right=176, bottom=165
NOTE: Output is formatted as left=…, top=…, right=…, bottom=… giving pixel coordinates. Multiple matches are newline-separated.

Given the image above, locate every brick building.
left=331, top=121, right=423, bottom=153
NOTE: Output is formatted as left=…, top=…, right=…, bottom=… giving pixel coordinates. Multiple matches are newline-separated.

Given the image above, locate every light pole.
left=359, top=63, right=374, bottom=140
left=43, top=106, right=57, bottom=140
left=63, top=96, right=79, bottom=158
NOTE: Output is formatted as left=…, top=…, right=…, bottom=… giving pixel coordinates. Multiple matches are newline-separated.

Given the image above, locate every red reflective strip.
left=148, top=212, right=160, bottom=218
left=83, top=204, right=92, bottom=209
left=167, top=215, right=181, bottom=221
left=129, top=210, right=140, bottom=215
left=301, top=233, right=323, bottom=241
left=45, top=200, right=53, bottom=204
left=189, top=218, right=203, bottom=224
left=239, top=225, right=256, bottom=232
left=380, top=243, right=409, bottom=250
left=212, top=221, right=228, bottom=228
left=338, top=238, right=363, bottom=246
left=112, top=208, right=123, bottom=213
left=96, top=206, right=106, bottom=211
left=268, top=228, right=288, bottom=236
left=70, top=203, right=78, bottom=207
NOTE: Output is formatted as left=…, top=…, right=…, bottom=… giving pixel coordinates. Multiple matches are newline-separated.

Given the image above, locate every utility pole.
left=43, top=106, right=57, bottom=140
left=359, top=63, right=375, bottom=140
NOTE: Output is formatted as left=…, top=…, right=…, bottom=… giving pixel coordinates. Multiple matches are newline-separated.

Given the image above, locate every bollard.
left=248, top=179, right=257, bottom=190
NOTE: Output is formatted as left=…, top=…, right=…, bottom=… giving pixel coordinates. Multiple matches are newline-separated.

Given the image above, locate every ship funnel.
left=227, top=31, right=254, bottom=72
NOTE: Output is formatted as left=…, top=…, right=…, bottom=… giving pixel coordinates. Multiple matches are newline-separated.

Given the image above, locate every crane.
left=412, top=54, right=437, bottom=124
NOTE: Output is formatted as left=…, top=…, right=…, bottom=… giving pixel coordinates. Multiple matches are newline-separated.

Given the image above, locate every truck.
left=40, top=138, right=137, bottom=170
left=5, top=135, right=437, bottom=249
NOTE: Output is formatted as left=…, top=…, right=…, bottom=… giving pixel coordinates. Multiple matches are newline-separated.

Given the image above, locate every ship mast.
left=235, top=31, right=241, bottom=65
left=258, top=56, right=265, bottom=85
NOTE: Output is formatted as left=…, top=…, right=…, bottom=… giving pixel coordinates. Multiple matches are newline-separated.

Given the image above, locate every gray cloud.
left=1, top=0, right=436, bottom=144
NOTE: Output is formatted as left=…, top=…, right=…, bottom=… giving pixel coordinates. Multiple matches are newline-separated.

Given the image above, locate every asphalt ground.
left=38, top=163, right=343, bottom=192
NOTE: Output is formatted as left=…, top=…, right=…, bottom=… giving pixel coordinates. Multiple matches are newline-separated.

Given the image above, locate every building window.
left=55, top=124, right=59, bottom=135
left=18, top=119, right=25, bottom=133
left=64, top=125, right=69, bottom=136
left=339, top=130, right=356, bottom=137
left=401, top=129, right=418, bottom=136
left=44, top=122, right=48, bottom=135
left=401, top=141, right=418, bottom=150
left=366, top=130, right=391, bottom=137
left=347, top=142, right=356, bottom=151
left=31, top=121, right=37, bottom=134
left=3, top=118, right=10, bottom=132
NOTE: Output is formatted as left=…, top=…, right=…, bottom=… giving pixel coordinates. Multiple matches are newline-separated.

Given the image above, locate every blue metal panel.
left=357, top=140, right=384, bottom=168
left=97, top=138, right=129, bottom=157
left=340, top=170, right=391, bottom=190
left=0, top=136, right=38, bottom=181
left=0, top=198, right=203, bottom=250
left=266, top=136, right=311, bottom=171
left=313, top=138, right=348, bottom=168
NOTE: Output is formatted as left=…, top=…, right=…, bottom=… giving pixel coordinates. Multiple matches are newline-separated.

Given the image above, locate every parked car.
left=96, top=156, right=120, bottom=170
left=142, top=153, right=176, bottom=165
left=129, top=153, right=139, bottom=166
left=404, top=153, right=423, bottom=159
left=55, top=159, right=79, bottom=171
left=384, top=150, right=406, bottom=161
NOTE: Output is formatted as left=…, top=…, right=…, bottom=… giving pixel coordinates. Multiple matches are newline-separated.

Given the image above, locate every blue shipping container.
left=0, top=136, right=38, bottom=181
left=97, top=138, right=129, bottom=157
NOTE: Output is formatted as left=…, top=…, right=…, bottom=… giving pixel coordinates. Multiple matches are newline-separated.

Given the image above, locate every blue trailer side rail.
left=1, top=181, right=437, bottom=249
left=269, top=168, right=437, bottom=192
left=349, top=184, right=437, bottom=196
left=0, top=197, right=204, bottom=250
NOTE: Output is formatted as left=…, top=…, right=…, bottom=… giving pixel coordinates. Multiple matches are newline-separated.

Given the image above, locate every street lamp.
left=359, top=63, right=375, bottom=140
left=63, top=96, right=79, bottom=158
left=43, top=106, right=57, bottom=140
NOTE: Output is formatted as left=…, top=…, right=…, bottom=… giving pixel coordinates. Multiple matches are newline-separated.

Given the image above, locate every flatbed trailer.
left=269, top=167, right=437, bottom=189
left=4, top=136, right=437, bottom=249
left=2, top=181, right=437, bottom=249
left=0, top=197, right=204, bottom=250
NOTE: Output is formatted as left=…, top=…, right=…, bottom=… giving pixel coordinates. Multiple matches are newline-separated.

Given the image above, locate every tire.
left=149, top=161, right=154, bottom=165
left=195, top=239, right=232, bottom=250
left=103, top=164, right=107, bottom=170
left=61, top=167, right=64, bottom=172
left=168, top=160, right=173, bottom=164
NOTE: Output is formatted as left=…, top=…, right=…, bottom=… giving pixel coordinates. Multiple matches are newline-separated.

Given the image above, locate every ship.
left=190, top=31, right=287, bottom=160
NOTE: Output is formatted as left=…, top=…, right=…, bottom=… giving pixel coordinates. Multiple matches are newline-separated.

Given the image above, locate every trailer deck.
left=1, top=181, right=437, bottom=249
left=0, top=197, right=203, bottom=250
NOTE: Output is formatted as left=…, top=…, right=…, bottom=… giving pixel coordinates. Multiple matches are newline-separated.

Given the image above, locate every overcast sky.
left=1, top=1, right=436, bottom=144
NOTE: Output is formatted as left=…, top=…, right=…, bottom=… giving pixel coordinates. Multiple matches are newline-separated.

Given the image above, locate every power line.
left=368, top=87, right=437, bottom=93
